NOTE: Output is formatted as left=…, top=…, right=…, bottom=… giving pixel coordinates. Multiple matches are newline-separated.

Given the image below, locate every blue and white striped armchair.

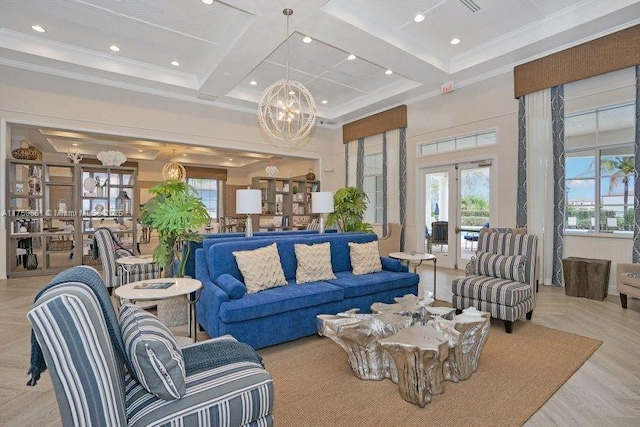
left=452, top=231, right=538, bottom=333
left=92, top=227, right=161, bottom=290
left=27, top=266, right=274, bottom=427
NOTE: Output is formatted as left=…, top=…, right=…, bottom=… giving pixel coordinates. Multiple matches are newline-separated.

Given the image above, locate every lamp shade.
left=312, top=191, right=334, bottom=214
left=236, top=189, right=262, bottom=214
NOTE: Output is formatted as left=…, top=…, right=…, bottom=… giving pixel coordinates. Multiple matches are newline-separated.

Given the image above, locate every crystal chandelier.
left=162, top=149, right=186, bottom=181
left=258, top=8, right=316, bottom=143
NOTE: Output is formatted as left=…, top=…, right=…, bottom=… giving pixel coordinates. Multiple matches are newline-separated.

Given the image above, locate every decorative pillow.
left=233, top=243, right=287, bottom=293
left=119, top=303, right=186, bottom=400
left=349, top=241, right=382, bottom=275
left=475, top=252, right=526, bottom=282
left=216, top=273, right=247, bottom=299
left=294, top=242, right=337, bottom=284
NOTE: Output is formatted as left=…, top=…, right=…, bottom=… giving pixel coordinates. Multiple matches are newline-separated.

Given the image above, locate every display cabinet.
left=80, top=165, right=137, bottom=258
left=5, top=160, right=139, bottom=277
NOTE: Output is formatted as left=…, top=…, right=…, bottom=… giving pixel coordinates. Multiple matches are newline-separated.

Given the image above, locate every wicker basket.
left=12, top=140, right=39, bottom=160
left=48, top=240, right=74, bottom=251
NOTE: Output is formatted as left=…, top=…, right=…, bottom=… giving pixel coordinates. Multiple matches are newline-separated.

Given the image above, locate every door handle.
left=454, top=226, right=461, bottom=234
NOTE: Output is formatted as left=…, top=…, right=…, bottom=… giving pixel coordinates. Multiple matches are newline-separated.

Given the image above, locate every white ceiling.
left=2, top=0, right=640, bottom=165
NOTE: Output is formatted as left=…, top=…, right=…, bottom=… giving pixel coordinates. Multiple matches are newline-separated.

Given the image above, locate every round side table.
left=388, top=251, right=438, bottom=298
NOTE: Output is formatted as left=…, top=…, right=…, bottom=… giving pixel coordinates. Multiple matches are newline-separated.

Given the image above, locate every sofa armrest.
left=195, top=249, right=230, bottom=338
left=380, top=257, right=408, bottom=273
left=215, top=274, right=247, bottom=299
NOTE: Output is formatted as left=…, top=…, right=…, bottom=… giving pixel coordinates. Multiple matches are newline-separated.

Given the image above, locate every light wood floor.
left=1, top=265, right=639, bottom=426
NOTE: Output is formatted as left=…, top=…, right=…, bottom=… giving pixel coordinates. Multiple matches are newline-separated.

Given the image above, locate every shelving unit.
left=250, top=175, right=320, bottom=230
left=5, top=160, right=138, bottom=277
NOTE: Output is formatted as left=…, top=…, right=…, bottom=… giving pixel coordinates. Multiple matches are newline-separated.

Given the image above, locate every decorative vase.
left=265, top=164, right=279, bottom=177
left=25, top=253, right=38, bottom=270
left=306, top=168, right=316, bottom=181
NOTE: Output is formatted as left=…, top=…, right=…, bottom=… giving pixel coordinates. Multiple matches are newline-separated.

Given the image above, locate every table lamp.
left=236, top=189, right=262, bottom=237
left=311, top=191, right=334, bottom=234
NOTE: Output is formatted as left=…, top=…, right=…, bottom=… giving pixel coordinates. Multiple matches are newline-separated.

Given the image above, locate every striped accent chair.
left=93, top=227, right=161, bottom=290
left=452, top=231, right=538, bottom=333
left=27, top=266, right=274, bottom=427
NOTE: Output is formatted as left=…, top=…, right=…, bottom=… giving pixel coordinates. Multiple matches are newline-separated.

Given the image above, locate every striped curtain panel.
left=634, top=65, right=640, bottom=263
left=516, top=96, right=527, bottom=228
left=383, top=128, right=407, bottom=250
left=551, top=85, right=566, bottom=286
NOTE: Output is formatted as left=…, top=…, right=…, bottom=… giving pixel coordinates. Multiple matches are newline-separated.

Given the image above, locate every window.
left=565, top=103, right=635, bottom=234
left=418, top=130, right=496, bottom=156
left=187, top=178, right=218, bottom=220
left=363, top=153, right=383, bottom=224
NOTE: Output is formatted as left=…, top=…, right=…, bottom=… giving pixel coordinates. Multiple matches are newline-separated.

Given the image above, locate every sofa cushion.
left=306, top=233, right=378, bottom=273
left=294, top=242, right=337, bottom=284
left=475, top=252, right=526, bottom=282
left=219, top=280, right=344, bottom=323
left=451, top=274, right=532, bottom=306
left=349, top=241, right=382, bottom=275
left=233, top=243, right=287, bottom=293
left=216, top=273, right=247, bottom=299
left=327, top=270, right=419, bottom=298
left=119, top=303, right=186, bottom=401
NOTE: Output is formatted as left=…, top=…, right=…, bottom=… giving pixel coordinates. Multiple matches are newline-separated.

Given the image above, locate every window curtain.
left=524, top=86, right=565, bottom=287
left=383, top=128, right=407, bottom=249
left=345, top=139, right=359, bottom=187
left=634, top=65, right=640, bottom=263
left=516, top=96, right=527, bottom=228
left=382, top=132, right=388, bottom=236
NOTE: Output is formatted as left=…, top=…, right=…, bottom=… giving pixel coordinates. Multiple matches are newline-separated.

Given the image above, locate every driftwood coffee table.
left=317, top=295, right=490, bottom=407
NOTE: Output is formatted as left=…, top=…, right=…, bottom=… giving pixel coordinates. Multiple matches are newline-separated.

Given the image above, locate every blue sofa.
left=196, top=233, right=419, bottom=349
left=182, top=229, right=335, bottom=279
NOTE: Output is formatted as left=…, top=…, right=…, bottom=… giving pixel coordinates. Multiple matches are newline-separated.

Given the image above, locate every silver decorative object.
left=378, top=325, right=449, bottom=408
left=317, top=310, right=411, bottom=381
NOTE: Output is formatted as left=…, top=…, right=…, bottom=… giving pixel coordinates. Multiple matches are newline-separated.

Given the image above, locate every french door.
left=419, top=160, right=493, bottom=270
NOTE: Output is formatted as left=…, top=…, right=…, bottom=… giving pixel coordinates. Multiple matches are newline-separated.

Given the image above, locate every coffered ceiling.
left=2, top=0, right=639, bottom=127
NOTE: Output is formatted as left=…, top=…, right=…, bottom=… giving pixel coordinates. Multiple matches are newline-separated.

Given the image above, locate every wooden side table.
left=562, top=257, right=610, bottom=301
left=115, top=277, right=203, bottom=342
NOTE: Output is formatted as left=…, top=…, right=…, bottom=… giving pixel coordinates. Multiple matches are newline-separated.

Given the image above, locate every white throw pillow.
left=349, top=241, right=382, bottom=275
left=233, top=243, right=287, bottom=293
left=294, top=242, right=337, bottom=284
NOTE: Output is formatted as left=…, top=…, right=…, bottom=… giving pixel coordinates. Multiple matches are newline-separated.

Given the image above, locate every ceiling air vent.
left=459, top=0, right=481, bottom=13
left=197, top=93, right=218, bottom=102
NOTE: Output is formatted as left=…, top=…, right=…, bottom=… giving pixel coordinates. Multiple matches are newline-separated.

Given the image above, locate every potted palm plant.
left=327, top=187, right=373, bottom=233
left=141, top=179, right=210, bottom=277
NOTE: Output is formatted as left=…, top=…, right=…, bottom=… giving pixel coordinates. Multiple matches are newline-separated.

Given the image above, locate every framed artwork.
left=14, top=181, right=25, bottom=195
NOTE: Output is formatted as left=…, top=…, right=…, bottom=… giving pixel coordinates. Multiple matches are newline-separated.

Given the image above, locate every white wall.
left=404, top=73, right=519, bottom=253
left=0, top=65, right=345, bottom=278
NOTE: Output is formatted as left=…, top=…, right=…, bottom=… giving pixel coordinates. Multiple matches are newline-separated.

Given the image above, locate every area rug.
left=258, top=321, right=602, bottom=427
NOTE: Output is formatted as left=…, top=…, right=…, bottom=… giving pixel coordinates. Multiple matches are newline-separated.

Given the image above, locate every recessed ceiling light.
left=171, top=60, right=180, bottom=67
left=414, top=14, right=425, bottom=23
left=321, top=100, right=328, bottom=104
left=250, top=80, right=258, bottom=86
left=72, top=143, right=78, bottom=146
left=31, top=25, right=45, bottom=33
left=450, top=37, right=461, bottom=45
left=302, top=36, right=312, bottom=43
left=182, top=154, right=187, bottom=157
left=109, top=45, right=120, bottom=52
left=202, top=0, right=214, bottom=4
left=347, top=54, right=356, bottom=61
left=138, top=149, right=143, bottom=152
left=385, top=69, right=393, bottom=75
left=228, top=158, right=234, bottom=161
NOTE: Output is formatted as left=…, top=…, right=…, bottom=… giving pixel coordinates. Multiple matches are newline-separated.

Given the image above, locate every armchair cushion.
left=349, top=241, right=383, bottom=275
left=452, top=275, right=533, bottom=306
left=120, top=303, right=186, bottom=400
left=216, top=273, right=247, bottom=299
left=233, top=243, right=287, bottom=293
left=475, top=252, right=526, bottom=282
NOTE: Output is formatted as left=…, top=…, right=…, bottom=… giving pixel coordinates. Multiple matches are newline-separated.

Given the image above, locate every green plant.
left=141, top=179, right=210, bottom=277
left=326, top=187, right=373, bottom=233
